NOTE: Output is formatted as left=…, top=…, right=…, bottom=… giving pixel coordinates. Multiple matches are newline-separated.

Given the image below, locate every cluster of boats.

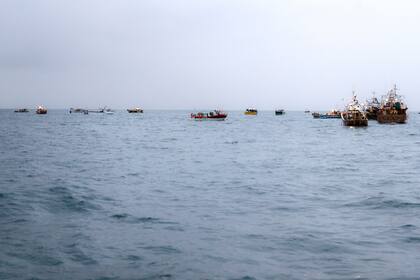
left=190, top=108, right=286, bottom=120
left=15, top=106, right=144, bottom=115
left=311, top=85, right=408, bottom=126
left=12, top=85, right=411, bottom=126
left=14, top=106, right=48, bottom=114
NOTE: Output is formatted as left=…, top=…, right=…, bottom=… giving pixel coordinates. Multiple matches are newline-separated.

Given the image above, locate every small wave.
left=400, top=224, right=416, bottom=229
left=230, top=277, right=257, bottom=280
left=344, top=197, right=420, bottom=209
left=47, top=186, right=99, bottom=213
left=403, top=237, right=420, bottom=243
left=64, top=243, right=97, bottom=265
left=110, top=213, right=167, bottom=225
left=111, top=213, right=129, bottom=219
left=141, top=245, right=180, bottom=255
left=224, top=140, right=239, bottom=144
left=137, top=274, right=172, bottom=280
left=124, top=254, right=143, bottom=261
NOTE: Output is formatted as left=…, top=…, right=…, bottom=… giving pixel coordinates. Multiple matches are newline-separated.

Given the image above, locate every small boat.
left=313, top=109, right=341, bottom=119
left=14, top=108, right=29, bottom=113
left=304, top=110, right=310, bottom=113
left=127, top=108, right=143, bottom=113
left=69, top=108, right=88, bottom=114
left=244, top=108, right=258, bottom=115
left=275, top=109, right=285, bottom=115
left=377, top=85, right=407, bottom=124
left=191, top=110, right=227, bottom=120
left=36, top=106, right=47, bottom=115
left=88, top=107, right=112, bottom=114
left=88, top=108, right=105, bottom=113
left=341, top=94, right=368, bottom=127
left=104, top=108, right=114, bottom=115
left=364, top=93, right=380, bottom=120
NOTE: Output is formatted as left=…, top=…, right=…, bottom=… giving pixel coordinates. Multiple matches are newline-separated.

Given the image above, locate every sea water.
left=1, top=110, right=420, bottom=279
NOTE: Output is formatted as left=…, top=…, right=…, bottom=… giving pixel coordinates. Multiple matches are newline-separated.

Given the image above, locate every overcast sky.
left=1, top=0, right=419, bottom=110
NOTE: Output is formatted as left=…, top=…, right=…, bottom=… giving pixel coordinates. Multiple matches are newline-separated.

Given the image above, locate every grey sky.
left=1, top=0, right=419, bottom=110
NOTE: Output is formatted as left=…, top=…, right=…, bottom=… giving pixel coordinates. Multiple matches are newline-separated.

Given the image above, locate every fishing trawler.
left=364, top=93, right=380, bottom=120
left=191, top=110, right=227, bottom=120
left=377, top=85, right=407, bottom=124
left=244, top=108, right=258, bottom=115
left=275, top=109, right=285, bottom=115
left=14, top=108, right=29, bottom=113
left=127, top=107, right=143, bottom=113
left=36, top=106, right=47, bottom=115
left=341, top=94, right=368, bottom=127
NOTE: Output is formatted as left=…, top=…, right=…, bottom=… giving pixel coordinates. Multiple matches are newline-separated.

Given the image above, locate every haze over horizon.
left=1, top=0, right=420, bottom=110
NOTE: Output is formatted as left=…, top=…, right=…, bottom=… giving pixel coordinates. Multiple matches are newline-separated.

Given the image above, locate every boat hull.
left=341, top=112, right=368, bottom=127
left=244, top=112, right=257, bottom=115
left=319, top=115, right=341, bottom=119
left=14, top=109, right=29, bottom=113
left=127, top=109, right=143, bottom=113
left=342, top=119, right=368, bottom=126
left=192, top=117, right=226, bottom=121
left=36, top=110, right=47, bottom=115
left=377, top=113, right=407, bottom=124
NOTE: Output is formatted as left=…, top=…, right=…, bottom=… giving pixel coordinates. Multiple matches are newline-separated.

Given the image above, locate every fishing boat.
left=88, top=108, right=105, bottom=113
left=244, top=108, right=258, bottom=115
left=104, top=108, right=114, bottom=115
left=69, top=108, right=88, bottom=114
left=87, top=107, right=112, bottom=114
left=377, top=85, right=407, bottom=124
left=341, top=94, right=368, bottom=127
left=191, top=110, right=227, bottom=121
left=364, top=93, right=380, bottom=120
left=14, top=108, right=29, bottom=113
left=127, top=107, right=143, bottom=113
left=312, top=109, right=341, bottom=119
left=36, top=106, right=47, bottom=115
left=275, top=109, right=285, bottom=115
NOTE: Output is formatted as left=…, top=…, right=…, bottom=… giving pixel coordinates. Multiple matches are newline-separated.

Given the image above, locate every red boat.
left=191, top=110, right=227, bottom=120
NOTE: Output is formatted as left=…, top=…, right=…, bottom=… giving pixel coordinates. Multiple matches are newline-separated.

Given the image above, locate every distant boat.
left=312, top=109, right=341, bottom=119
left=191, top=110, right=227, bottom=121
left=377, top=85, right=407, bottom=124
left=88, top=107, right=112, bottom=114
left=36, top=106, right=47, bottom=115
left=14, top=108, right=29, bottom=113
left=127, top=108, right=143, bottom=113
left=104, top=108, right=114, bottom=115
left=312, top=112, right=320, bottom=119
left=69, top=108, right=88, bottom=114
left=275, top=109, right=285, bottom=115
left=304, top=110, right=310, bottom=113
left=341, top=93, right=368, bottom=127
left=88, top=108, right=105, bottom=113
left=244, top=108, right=258, bottom=115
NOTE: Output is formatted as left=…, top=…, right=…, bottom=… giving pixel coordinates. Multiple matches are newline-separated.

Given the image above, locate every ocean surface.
left=1, top=110, right=420, bottom=280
